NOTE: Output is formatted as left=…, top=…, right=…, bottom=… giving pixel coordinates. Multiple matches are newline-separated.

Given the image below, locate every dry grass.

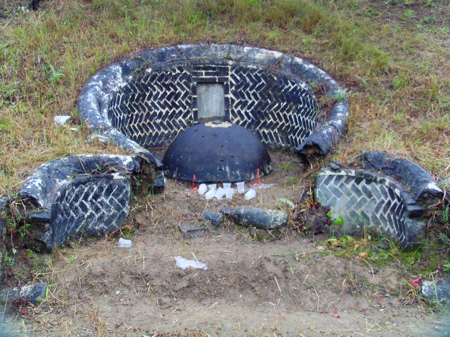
left=1, top=0, right=449, bottom=198
left=0, top=0, right=449, bottom=334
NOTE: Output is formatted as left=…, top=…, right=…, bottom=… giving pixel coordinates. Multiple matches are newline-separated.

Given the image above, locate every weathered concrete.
left=422, top=280, right=450, bottom=304
left=362, top=151, right=443, bottom=204
left=17, top=155, right=157, bottom=250
left=77, top=44, right=349, bottom=156
left=316, top=154, right=443, bottom=249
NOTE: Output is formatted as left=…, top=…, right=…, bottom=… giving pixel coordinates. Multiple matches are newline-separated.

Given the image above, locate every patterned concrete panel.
left=316, top=168, right=425, bottom=249
left=107, top=60, right=318, bottom=149
left=51, top=173, right=130, bottom=247
left=17, top=155, right=151, bottom=250
left=108, top=64, right=193, bottom=147
left=228, top=65, right=318, bottom=148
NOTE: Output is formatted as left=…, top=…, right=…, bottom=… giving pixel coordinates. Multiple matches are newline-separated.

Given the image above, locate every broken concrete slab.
left=362, top=151, right=443, bottom=204
left=16, top=154, right=158, bottom=250
left=316, top=167, right=426, bottom=250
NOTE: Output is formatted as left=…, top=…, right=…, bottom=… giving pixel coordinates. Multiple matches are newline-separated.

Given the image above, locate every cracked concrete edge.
left=362, top=151, right=444, bottom=204
left=18, top=154, right=141, bottom=211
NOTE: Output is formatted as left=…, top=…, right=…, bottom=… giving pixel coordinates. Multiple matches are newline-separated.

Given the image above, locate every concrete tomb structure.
left=0, top=44, right=444, bottom=255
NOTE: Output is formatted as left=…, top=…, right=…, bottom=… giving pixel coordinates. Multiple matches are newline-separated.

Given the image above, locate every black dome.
left=162, top=122, right=272, bottom=183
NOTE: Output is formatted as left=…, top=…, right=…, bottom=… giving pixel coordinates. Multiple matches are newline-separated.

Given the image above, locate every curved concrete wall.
left=77, top=44, right=349, bottom=157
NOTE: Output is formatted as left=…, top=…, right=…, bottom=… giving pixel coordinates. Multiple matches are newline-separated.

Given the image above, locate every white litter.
left=214, top=187, right=226, bottom=199
left=225, top=188, right=234, bottom=199
left=222, top=183, right=232, bottom=189
left=204, top=189, right=215, bottom=200
left=118, top=238, right=132, bottom=248
left=208, top=184, right=217, bottom=191
left=244, top=189, right=257, bottom=200
left=198, top=183, right=208, bottom=195
left=54, top=115, right=72, bottom=125
left=236, top=181, right=245, bottom=193
left=175, top=256, right=207, bottom=270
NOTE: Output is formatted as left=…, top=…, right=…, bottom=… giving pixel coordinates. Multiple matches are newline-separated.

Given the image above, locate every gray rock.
left=202, top=210, right=223, bottom=227
left=0, top=283, right=47, bottom=305
left=376, top=240, right=389, bottom=250
left=329, top=161, right=342, bottom=171
left=422, top=280, right=450, bottom=304
left=178, top=225, right=208, bottom=234
left=152, top=170, right=166, bottom=192
left=220, top=206, right=233, bottom=215
left=178, top=225, right=208, bottom=239
left=230, top=207, right=287, bottom=230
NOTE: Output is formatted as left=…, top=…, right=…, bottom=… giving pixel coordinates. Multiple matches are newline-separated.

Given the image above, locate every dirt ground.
left=1, top=150, right=449, bottom=337
left=21, top=233, right=450, bottom=336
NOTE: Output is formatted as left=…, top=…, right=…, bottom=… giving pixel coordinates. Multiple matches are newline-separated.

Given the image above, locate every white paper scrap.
left=54, top=115, right=72, bottom=125
left=175, top=256, right=207, bottom=270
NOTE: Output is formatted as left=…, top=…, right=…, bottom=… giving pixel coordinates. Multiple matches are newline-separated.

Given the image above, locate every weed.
left=439, top=232, right=449, bottom=244
left=289, top=265, right=296, bottom=274
left=276, top=198, right=295, bottom=209
left=403, top=9, right=415, bottom=18
left=335, top=91, right=346, bottom=101
left=4, top=252, right=15, bottom=267
left=327, top=211, right=344, bottom=227
left=443, top=263, right=450, bottom=272
left=47, top=64, right=65, bottom=83
left=278, top=162, right=293, bottom=170
left=94, top=163, right=103, bottom=173
left=365, top=7, right=380, bottom=17
left=17, top=223, right=31, bottom=237
left=442, top=205, right=449, bottom=224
